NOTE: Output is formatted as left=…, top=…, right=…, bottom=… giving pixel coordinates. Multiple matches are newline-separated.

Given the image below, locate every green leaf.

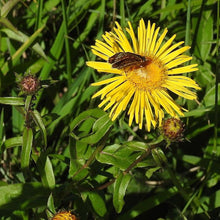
left=72, top=1, right=102, bottom=50
left=182, top=155, right=202, bottom=165
left=203, top=84, right=220, bottom=107
left=151, top=0, right=216, bottom=17
left=70, top=108, right=105, bottom=131
left=88, top=192, right=107, bottom=217
left=1, top=25, right=45, bottom=75
left=0, top=109, right=5, bottom=151
left=0, top=97, right=24, bottom=106
left=36, top=152, right=55, bottom=189
left=184, top=106, right=213, bottom=117
left=30, top=109, right=47, bottom=147
left=96, top=144, right=141, bottom=170
left=197, top=190, right=220, bottom=213
left=113, top=172, right=132, bottom=213
left=0, top=0, right=20, bottom=17
left=151, top=149, right=162, bottom=167
left=12, top=90, right=24, bottom=134
left=4, top=136, right=23, bottom=149
left=0, top=17, right=18, bottom=33
left=207, top=173, right=220, bottom=188
left=70, top=109, right=113, bottom=144
left=0, top=182, right=50, bottom=215
left=118, top=187, right=178, bottom=220
left=47, top=193, right=56, bottom=218
left=39, top=22, right=65, bottom=81
left=124, top=141, right=149, bottom=151
left=145, top=167, right=161, bottom=179
left=80, top=114, right=113, bottom=144
left=1, top=28, right=48, bottom=61
left=193, top=10, right=213, bottom=62
left=68, top=137, right=91, bottom=180
left=21, top=127, right=33, bottom=169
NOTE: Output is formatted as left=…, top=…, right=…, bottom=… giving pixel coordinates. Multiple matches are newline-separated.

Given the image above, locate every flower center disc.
left=126, top=58, right=166, bottom=91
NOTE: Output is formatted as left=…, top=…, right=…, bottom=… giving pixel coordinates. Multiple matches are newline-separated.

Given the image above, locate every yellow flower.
left=87, top=19, right=200, bottom=131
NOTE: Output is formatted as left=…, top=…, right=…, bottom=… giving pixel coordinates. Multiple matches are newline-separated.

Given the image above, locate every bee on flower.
left=87, top=19, right=200, bottom=131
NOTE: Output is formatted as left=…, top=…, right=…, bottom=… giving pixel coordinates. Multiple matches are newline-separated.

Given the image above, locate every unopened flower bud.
left=160, top=118, right=185, bottom=144
left=19, top=75, right=40, bottom=95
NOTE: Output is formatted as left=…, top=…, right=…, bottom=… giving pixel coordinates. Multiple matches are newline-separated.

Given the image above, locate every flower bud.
left=19, top=75, right=40, bottom=95
left=160, top=118, right=185, bottom=144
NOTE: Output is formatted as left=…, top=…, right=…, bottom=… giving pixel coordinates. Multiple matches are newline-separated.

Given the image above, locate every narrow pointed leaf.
left=31, top=109, right=47, bottom=147
left=113, top=172, right=132, bottom=213
left=4, top=136, right=23, bottom=149
left=21, top=127, right=33, bottom=169
left=0, top=97, right=24, bottom=106
left=36, top=153, right=55, bottom=189
left=1, top=0, right=20, bottom=17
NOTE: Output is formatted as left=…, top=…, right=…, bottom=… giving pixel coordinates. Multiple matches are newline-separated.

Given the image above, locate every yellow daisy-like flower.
left=52, top=211, right=77, bottom=220
left=87, top=19, right=200, bottom=131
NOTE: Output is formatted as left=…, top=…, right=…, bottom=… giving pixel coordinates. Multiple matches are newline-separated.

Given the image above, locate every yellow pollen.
left=126, top=59, right=166, bottom=91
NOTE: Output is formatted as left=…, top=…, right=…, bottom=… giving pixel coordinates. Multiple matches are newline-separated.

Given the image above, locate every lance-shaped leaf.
left=30, top=109, right=47, bottom=147
left=21, top=127, right=33, bottom=169
left=0, top=97, right=24, bottom=106
left=113, top=172, right=132, bottom=213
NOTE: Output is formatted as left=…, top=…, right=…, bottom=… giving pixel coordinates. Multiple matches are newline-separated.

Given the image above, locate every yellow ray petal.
left=155, top=34, right=176, bottom=58
left=110, top=102, right=119, bottom=120
left=153, top=28, right=168, bottom=55
left=145, top=22, right=155, bottom=55
left=98, top=97, right=110, bottom=111
left=165, top=56, right=192, bottom=69
left=92, top=77, right=124, bottom=99
left=128, top=88, right=138, bottom=126
left=167, top=64, right=198, bottom=75
left=167, top=75, right=201, bottom=89
left=102, top=33, right=115, bottom=47
left=126, top=22, right=138, bottom=53
left=113, top=89, right=135, bottom=119
left=87, top=61, right=123, bottom=74
left=92, top=43, right=114, bottom=57
left=159, top=41, right=184, bottom=61
left=91, top=49, right=109, bottom=60
left=160, top=90, right=185, bottom=115
left=162, top=46, right=190, bottom=63
left=145, top=20, right=151, bottom=54
left=99, top=96, right=111, bottom=108
left=149, top=26, right=160, bottom=54
left=138, top=18, right=147, bottom=54
left=103, top=98, right=116, bottom=111
left=91, top=76, right=123, bottom=86
left=113, top=22, right=133, bottom=52
left=144, top=92, right=154, bottom=131
left=135, top=90, right=141, bottom=124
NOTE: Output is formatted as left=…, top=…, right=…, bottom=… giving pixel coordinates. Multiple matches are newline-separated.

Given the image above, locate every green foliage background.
left=0, top=0, right=219, bottom=219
